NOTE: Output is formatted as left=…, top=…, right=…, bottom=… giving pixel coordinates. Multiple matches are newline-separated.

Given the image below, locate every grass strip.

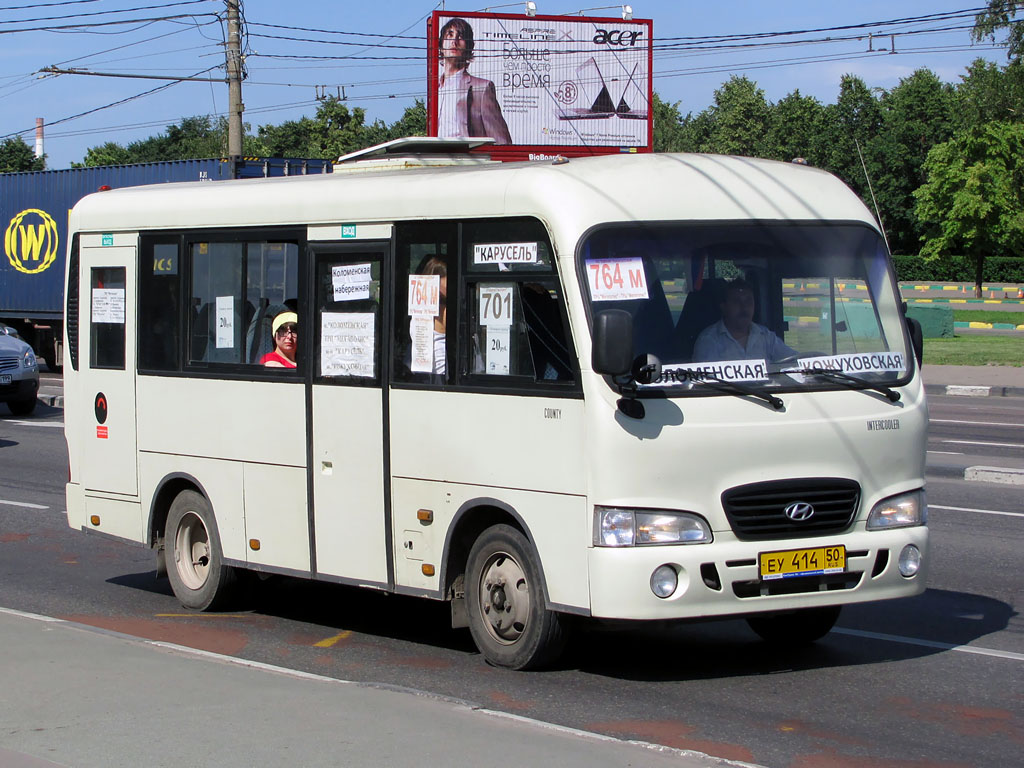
left=923, top=335, right=1024, bottom=366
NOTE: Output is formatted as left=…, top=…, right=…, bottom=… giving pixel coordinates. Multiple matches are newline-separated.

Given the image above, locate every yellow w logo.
left=4, top=208, right=59, bottom=275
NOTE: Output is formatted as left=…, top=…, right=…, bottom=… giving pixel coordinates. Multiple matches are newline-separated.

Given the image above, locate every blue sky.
left=0, top=1, right=1010, bottom=168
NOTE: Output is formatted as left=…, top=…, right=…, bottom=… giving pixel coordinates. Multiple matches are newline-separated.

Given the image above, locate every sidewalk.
left=0, top=609, right=746, bottom=768
left=921, top=363, right=1024, bottom=398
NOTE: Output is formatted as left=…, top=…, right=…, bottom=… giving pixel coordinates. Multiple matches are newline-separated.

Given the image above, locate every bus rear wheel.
left=165, top=490, right=237, bottom=611
left=465, top=524, right=567, bottom=670
left=746, top=605, right=841, bottom=645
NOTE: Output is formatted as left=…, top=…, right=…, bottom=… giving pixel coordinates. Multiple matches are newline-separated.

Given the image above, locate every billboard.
left=428, top=11, right=653, bottom=159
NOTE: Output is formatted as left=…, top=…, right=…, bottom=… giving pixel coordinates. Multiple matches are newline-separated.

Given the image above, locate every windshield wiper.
left=686, top=373, right=785, bottom=410
left=779, top=367, right=900, bottom=402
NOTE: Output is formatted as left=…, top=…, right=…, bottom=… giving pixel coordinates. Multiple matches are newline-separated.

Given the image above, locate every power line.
left=0, top=0, right=216, bottom=25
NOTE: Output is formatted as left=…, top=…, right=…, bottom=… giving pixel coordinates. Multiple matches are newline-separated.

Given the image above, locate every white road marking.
left=4, top=420, right=64, bottom=428
left=930, top=419, right=1023, bottom=428
left=942, top=439, right=1024, bottom=449
left=927, top=450, right=964, bottom=455
left=930, top=503, right=1024, bottom=519
left=0, top=499, right=49, bottom=510
left=834, top=628, right=1024, bottom=662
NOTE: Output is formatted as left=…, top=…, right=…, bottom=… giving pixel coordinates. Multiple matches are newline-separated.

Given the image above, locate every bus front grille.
left=733, top=571, right=863, bottom=598
left=721, top=478, right=860, bottom=540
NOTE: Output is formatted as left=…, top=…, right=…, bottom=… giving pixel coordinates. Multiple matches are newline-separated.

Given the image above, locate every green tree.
left=972, top=0, right=1023, bottom=63
left=652, top=92, right=687, bottom=152
left=873, top=68, right=955, bottom=254
left=954, top=58, right=1024, bottom=130
left=0, top=136, right=45, bottom=172
left=75, top=142, right=133, bottom=168
left=914, top=122, right=1024, bottom=297
left=765, top=89, right=826, bottom=164
left=257, top=97, right=375, bottom=159
left=79, top=116, right=265, bottom=166
left=701, top=76, right=771, bottom=156
left=820, top=75, right=885, bottom=220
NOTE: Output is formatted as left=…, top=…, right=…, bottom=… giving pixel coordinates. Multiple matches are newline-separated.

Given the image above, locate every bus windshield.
left=580, top=222, right=911, bottom=393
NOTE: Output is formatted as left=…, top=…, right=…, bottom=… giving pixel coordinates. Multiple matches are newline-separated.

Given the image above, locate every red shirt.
left=261, top=351, right=296, bottom=368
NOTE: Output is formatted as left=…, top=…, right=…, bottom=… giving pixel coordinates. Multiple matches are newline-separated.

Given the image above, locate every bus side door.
left=309, top=243, right=389, bottom=587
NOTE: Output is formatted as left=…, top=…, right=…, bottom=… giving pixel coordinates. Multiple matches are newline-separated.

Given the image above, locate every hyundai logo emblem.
left=784, top=502, right=815, bottom=521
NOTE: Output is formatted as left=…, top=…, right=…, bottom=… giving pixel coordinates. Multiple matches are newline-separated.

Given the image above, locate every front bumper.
left=587, top=526, right=928, bottom=620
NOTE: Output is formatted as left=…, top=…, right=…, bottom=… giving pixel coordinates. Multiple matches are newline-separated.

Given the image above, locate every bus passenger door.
left=309, top=244, right=389, bottom=587
left=78, top=237, right=139, bottom=498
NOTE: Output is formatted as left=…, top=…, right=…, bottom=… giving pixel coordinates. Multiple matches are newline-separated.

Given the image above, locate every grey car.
left=0, top=330, right=40, bottom=415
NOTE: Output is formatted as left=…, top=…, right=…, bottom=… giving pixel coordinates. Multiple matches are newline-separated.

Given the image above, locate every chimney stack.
left=34, top=118, right=44, bottom=158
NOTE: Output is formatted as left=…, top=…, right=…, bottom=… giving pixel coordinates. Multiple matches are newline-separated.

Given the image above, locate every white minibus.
left=64, top=139, right=928, bottom=669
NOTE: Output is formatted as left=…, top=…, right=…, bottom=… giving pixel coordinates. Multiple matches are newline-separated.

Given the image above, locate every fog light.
left=898, top=544, right=921, bottom=577
left=650, top=565, right=677, bottom=598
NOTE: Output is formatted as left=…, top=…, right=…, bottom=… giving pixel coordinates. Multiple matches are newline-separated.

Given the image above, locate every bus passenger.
left=693, top=279, right=796, bottom=362
left=262, top=311, right=298, bottom=368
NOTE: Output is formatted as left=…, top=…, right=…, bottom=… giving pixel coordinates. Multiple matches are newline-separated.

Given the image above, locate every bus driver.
left=692, top=279, right=796, bottom=363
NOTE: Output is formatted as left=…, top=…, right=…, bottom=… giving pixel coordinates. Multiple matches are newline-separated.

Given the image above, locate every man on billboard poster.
left=437, top=17, right=512, bottom=144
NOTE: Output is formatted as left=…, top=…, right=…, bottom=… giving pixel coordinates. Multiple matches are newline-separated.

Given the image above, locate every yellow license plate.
left=759, top=545, right=845, bottom=580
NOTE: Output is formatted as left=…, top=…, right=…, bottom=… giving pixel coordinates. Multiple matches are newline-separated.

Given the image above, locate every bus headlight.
left=866, top=490, right=927, bottom=530
left=594, top=507, right=712, bottom=546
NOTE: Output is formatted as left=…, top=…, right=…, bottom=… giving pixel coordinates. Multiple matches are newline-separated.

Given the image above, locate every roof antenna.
left=854, top=136, right=891, bottom=254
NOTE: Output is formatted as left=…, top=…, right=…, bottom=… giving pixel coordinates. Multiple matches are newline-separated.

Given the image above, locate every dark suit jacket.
left=463, top=74, right=512, bottom=144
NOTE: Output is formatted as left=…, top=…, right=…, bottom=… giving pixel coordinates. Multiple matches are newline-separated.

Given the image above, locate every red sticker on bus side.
left=96, top=426, right=108, bottom=439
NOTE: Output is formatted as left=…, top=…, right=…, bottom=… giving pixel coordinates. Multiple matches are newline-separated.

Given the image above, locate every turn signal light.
left=89, top=515, right=100, bottom=526
left=421, top=564, right=435, bottom=577
left=249, top=539, right=261, bottom=551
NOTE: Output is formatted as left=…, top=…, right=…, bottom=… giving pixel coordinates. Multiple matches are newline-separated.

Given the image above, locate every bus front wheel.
left=746, top=605, right=841, bottom=645
left=465, top=524, right=567, bottom=670
left=165, top=490, right=237, bottom=611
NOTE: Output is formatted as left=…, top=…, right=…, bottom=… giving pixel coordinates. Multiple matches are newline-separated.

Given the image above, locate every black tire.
left=8, top=397, right=37, bottom=416
left=746, top=605, right=841, bottom=645
left=165, top=490, right=238, bottom=611
left=465, top=524, right=567, bottom=670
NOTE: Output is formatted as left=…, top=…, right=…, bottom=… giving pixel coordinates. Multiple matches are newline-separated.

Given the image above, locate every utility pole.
left=226, top=0, right=244, bottom=159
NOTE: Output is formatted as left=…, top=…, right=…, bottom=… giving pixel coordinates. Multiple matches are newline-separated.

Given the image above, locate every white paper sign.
left=485, top=326, right=511, bottom=375
left=215, top=295, right=234, bottom=348
left=321, top=312, right=375, bottom=378
left=474, top=242, right=538, bottom=266
left=332, top=263, right=371, bottom=302
left=479, top=285, right=514, bottom=326
left=410, top=317, right=434, bottom=373
left=585, top=257, right=649, bottom=301
left=408, top=274, right=440, bottom=317
left=797, top=352, right=906, bottom=375
left=654, top=360, right=769, bottom=386
left=91, top=288, right=125, bottom=324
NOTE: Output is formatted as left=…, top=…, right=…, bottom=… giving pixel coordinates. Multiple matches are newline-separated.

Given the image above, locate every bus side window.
left=139, top=240, right=181, bottom=371
left=90, top=267, right=126, bottom=370
left=393, top=223, right=456, bottom=385
left=316, top=258, right=381, bottom=381
left=468, top=281, right=574, bottom=382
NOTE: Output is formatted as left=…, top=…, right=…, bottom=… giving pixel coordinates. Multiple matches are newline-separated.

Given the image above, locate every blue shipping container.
left=1, top=157, right=331, bottom=320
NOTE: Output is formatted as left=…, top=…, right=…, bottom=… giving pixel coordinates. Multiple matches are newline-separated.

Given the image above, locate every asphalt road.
left=0, top=396, right=1021, bottom=768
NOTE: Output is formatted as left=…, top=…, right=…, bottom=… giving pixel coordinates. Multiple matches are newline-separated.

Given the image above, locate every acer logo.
left=592, top=29, right=642, bottom=46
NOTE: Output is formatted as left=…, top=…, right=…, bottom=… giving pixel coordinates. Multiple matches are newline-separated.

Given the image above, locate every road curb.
left=964, top=466, right=1024, bottom=486
left=924, top=384, right=1024, bottom=398
left=38, top=394, right=63, bottom=409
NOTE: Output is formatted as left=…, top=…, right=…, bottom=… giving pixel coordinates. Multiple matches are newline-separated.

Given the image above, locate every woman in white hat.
left=262, top=311, right=298, bottom=368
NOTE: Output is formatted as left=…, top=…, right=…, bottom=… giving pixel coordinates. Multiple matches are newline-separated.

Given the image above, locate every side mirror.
left=592, top=309, right=633, bottom=376
left=905, top=316, right=924, bottom=367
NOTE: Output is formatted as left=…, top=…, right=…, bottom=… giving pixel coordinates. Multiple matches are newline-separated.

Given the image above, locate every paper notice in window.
left=408, top=274, right=440, bottom=317
left=321, top=312, right=375, bottom=377
left=410, top=317, right=434, bottom=373
left=215, top=296, right=234, bottom=348
left=585, top=257, right=648, bottom=301
left=485, top=326, right=511, bottom=375
left=479, top=284, right=513, bottom=326
left=332, top=263, right=371, bottom=302
left=474, top=242, right=538, bottom=266
left=91, top=288, right=125, bottom=324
